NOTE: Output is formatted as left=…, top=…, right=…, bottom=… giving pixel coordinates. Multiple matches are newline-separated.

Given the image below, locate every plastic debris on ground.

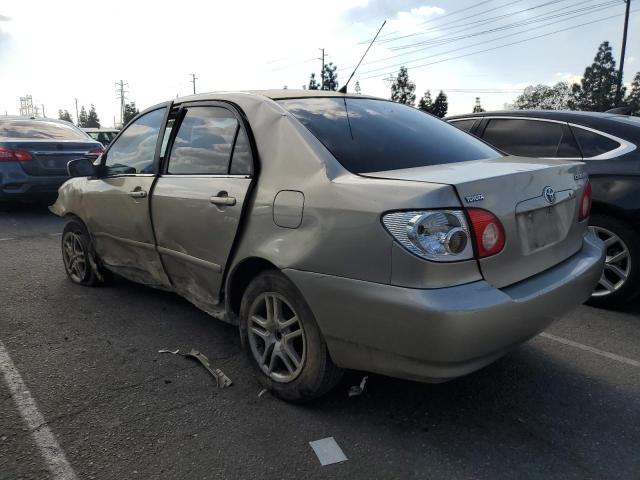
left=158, top=348, right=232, bottom=388
left=258, top=388, right=268, bottom=398
left=309, top=437, right=348, bottom=466
left=348, top=375, right=368, bottom=397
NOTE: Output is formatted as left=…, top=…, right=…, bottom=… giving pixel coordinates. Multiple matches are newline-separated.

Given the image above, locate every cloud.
left=554, top=72, right=582, bottom=85
left=0, top=14, right=11, bottom=22
left=345, top=0, right=440, bottom=24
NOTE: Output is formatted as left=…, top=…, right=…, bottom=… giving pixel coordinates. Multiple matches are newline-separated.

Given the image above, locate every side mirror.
left=67, top=158, right=97, bottom=177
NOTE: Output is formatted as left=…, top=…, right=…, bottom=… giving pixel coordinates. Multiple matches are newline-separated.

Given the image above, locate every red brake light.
left=87, top=146, right=105, bottom=157
left=466, top=208, right=506, bottom=258
left=578, top=180, right=592, bottom=221
left=0, top=147, right=33, bottom=162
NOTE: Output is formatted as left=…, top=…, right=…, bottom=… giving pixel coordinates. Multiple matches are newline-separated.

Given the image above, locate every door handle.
left=210, top=192, right=236, bottom=206
left=128, top=190, right=147, bottom=198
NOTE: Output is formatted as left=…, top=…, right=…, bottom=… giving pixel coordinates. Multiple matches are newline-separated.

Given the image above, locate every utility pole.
left=74, top=98, right=79, bottom=125
left=41, top=104, right=45, bottom=118
left=616, top=0, right=631, bottom=105
left=318, top=48, right=325, bottom=89
left=190, top=73, right=197, bottom=94
left=115, top=80, right=128, bottom=127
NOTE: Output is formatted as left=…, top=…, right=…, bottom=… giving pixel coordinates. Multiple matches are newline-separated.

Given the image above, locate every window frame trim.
left=159, top=100, right=255, bottom=178
left=452, top=115, right=636, bottom=161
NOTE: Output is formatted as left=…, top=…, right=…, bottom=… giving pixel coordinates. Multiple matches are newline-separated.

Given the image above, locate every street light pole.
left=616, top=0, right=631, bottom=105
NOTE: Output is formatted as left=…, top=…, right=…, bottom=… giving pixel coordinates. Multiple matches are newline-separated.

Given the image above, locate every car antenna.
left=338, top=20, right=386, bottom=94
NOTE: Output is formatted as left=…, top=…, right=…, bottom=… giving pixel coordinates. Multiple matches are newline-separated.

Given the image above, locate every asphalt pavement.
left=1, top=203, right=639, bottom=480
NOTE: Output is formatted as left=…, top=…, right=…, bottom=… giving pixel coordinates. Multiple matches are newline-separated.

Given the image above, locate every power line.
left=360, top=8, right=638, bottom=80
left=356, top=1, right=623, bottom=77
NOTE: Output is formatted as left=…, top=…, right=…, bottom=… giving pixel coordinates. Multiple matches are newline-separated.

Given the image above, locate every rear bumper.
left=284, top=233, right=605, bottom=383
left=0, top=163, right=67, bottom=200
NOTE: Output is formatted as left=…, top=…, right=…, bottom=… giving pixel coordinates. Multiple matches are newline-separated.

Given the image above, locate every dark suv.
left=447, top=111, right=640, bottom=308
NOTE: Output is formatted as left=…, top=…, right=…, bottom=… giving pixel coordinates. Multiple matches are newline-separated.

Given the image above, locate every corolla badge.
left=543, top=186, right=556, bottom=204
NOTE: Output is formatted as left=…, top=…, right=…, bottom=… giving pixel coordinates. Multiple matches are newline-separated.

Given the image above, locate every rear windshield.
left=278, top=97, right=500, bottom=173
left=0, top=120, right=89, bottom=140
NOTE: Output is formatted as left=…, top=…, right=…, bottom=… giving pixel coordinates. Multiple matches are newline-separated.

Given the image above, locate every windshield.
left=0, top=120, right=89, bottom=140
left=278, top=97, right=501, bottom=173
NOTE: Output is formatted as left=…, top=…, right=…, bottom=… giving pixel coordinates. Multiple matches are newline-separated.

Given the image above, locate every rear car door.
left=84, top=105, right=171, bottom=287
left=151, top=102, right=254, bottom=310
left=480, top=118, right=582, bottom=158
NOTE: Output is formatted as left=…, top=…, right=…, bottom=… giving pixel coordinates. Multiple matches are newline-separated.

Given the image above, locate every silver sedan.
left=51, top=90, right=605, bottom=401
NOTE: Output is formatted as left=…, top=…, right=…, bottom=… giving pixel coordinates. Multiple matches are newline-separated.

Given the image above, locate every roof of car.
left=82, top=128, right=119, bottom=132
left=0, top=115, right=73, bottom=124
left=173, top=89, right=381, bottom=103
left=446, top=110, right=631, bottom=122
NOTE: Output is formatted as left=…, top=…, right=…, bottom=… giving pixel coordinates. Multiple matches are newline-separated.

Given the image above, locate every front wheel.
left=61, top=219, right=109, bottom=286
left=587, top=215, right=640, bottom=309
left=239, top=270, right=343, bottom=401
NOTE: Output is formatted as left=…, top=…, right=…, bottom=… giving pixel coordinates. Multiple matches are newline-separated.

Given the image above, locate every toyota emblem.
left=543, top=186, right=556, bottom=204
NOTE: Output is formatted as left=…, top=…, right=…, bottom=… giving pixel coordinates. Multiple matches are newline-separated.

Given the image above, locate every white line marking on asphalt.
left=0, top=340, right=78, bottom=480
left=0, top=237, right=15, bottom=241
left=540, top=332, right=640, bottom=368
left=49, top=233, right=62, bottom=237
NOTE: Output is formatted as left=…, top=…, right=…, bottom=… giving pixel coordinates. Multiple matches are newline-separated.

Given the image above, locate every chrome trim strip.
left=157, top=246, right=222, bottom=272
left=92, top=232, right=156, bottom=250
left=158, top=174, right=251, bottom=179
left=32, top=151, right=92, bottom=155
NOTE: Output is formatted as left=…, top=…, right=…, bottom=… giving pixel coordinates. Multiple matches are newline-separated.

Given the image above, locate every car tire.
left=239, top=270, right=343, bottom=402
left=61, top=219, right=110, bottom=286
left=586, top=214, right=640, bottom=309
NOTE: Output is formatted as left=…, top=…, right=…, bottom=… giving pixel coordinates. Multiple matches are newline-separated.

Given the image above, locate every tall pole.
left=319, top=48, right=325, bottom=89
left=190, top=74, right=197, bottom=94
left=74, top=98, right=79, bottom=126
left=616, top=0, right=631, bottom=105
left=115, top=80, right=127, bottom=127
left=40, top=104, right=45, bottom=118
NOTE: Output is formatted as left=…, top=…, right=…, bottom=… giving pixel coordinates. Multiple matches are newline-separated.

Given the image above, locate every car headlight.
left=382, top=210, right=474, bottom=262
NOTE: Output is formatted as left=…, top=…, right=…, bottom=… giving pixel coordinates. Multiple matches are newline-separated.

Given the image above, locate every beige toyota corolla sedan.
left=51, top=90, right=605, bottom=401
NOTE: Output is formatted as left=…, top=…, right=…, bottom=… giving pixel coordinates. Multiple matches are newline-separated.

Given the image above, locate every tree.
left=58, top=109, right=73, bottom=122
left=123, top=102, right=139, bottom=124
left=355, top=81, right=362, bottom=95
left=570, top=41, right=623, bottom=111
left=390, top=66, right=416, bottom=106
left=418, top=90, right=433, bottom=112
left=321, top=62, right=339, bottom=91
left=86, top=104, right=100, bottom=128
left=308, top=73, right=319, bottom=90
left=512, top=82, right=572, bottom=110
left=626, top=71, right=640, bottom=115
left=473, top=97, right=485, bottom=113
left=432, top=91, right=448, bottom=118
left=78, top=106, right=88, bottom=127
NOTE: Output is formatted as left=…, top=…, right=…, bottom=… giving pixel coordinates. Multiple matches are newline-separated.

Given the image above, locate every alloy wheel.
left=62, top=231, right=87, bottom=283
left=247, top=292, right=306, bottom=383
left=590, top=226, right=632, bottom=297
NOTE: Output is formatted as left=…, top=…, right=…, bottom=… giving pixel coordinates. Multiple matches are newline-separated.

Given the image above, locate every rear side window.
left=167, top=107, right=238, bottom=175
left=104, top=108, right=166, bottom=175
left=572, top=127, right=620, bottom=157
left=0, top=120, right=88, bottom=140
left=450, top=119, right=476, bottom=132
left=278, top=98, right=499, bottom=173
left=482, top=119, right=570, bottom=157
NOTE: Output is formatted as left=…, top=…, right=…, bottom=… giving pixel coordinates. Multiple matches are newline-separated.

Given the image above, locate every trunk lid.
left=2, top=139, right=101, bottom=176
left=364, top=157, right=590, bottom=288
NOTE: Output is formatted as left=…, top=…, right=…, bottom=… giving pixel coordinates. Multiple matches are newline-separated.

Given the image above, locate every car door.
left=84, top=105, right=171, bottom=287
left=151, top=102, right=254, bottom=310
left=479, top=118, right=582, bottom=159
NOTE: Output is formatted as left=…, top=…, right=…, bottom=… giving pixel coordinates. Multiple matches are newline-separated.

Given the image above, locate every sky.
left=0, top=0, right=638, bottom=126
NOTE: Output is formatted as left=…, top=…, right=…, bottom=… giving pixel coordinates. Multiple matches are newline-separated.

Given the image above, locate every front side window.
left=450, top=119, right=476, bottom=132
left=572, top=127, right=620, bottom=158
left=167, top=107, right=238, bottom=175
left=104, top=108, right=166, bottom=175
left=278, top=97, right=500, bottom=174
left=0, top=120, right=89, bottom=140
left=482, top=119, right=569, bottom=157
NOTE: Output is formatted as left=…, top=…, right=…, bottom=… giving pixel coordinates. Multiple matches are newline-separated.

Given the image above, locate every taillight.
left=466, top=208, right=506, bottom=258
left=0, top=147, right=33, bottom=162
left=86, top=146, right=105, bottom=158
left=578, top=180, right=592, bottom=221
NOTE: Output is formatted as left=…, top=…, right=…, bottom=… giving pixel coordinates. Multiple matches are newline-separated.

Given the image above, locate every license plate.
left=517, top=205, right=564, bottom=252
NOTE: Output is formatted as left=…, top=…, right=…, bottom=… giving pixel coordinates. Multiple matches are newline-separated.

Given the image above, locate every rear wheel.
left=587, top=215, right=640, bottom=308
left=239, top=270, right=343, bottom=401
left=61, top=219, right=109, bottom=286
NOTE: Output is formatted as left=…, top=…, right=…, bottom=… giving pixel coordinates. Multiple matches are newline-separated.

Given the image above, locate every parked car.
left=83, top=128, right=119, bottom=147
left=447, top=111, right=639, bottom=308
left=51, top=91, right=604, bottom=401
left=0, top=117, right=104, bottom=202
